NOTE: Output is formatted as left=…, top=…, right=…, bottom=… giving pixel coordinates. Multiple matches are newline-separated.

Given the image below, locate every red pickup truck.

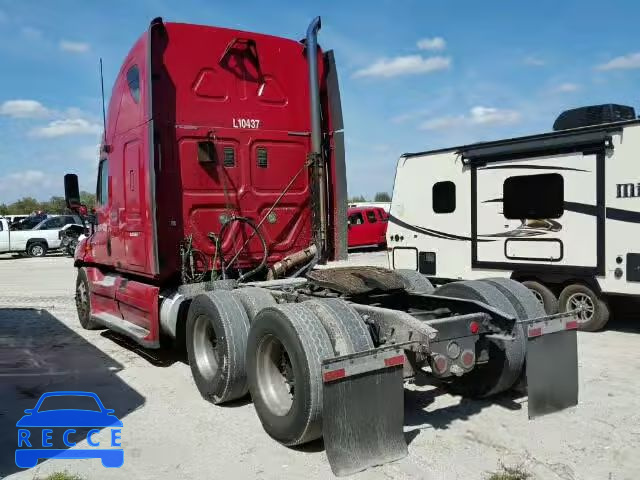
left=347, top=206, right=388, bottom=248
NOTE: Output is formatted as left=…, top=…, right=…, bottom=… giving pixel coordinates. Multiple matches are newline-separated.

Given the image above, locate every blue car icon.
left=16, top=391, right=123, bottom=468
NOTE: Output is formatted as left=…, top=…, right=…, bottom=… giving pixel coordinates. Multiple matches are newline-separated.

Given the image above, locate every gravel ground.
left=0, top=251, right=638, bottom=480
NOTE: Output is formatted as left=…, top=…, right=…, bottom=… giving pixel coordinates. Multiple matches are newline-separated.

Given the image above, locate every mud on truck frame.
left=63, top=16, right=580, bottom=476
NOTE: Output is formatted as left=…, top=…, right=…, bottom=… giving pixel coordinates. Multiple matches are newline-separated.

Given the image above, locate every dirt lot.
left=1, top=252, right=638, bottom=480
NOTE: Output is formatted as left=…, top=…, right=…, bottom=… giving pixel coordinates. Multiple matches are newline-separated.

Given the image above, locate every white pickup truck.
left=0, top=215, right=83, bottom=257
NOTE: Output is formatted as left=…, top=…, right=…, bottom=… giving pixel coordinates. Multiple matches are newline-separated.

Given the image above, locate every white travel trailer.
left=388, top=104, right=640, bottom=331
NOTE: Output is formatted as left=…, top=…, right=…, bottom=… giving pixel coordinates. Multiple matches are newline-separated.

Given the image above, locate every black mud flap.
left=525, top=312, right=579, bottom=419
left=322, top=344, right=408, bottom=476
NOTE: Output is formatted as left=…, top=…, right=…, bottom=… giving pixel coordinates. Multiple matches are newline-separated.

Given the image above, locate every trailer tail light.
left=384, top=354, right=405, bottom=367
left=469, top=321, right=480, bottom=335
left=432, top=355, right=448, bottom=374
left=461, top=350, right=475, bottom=368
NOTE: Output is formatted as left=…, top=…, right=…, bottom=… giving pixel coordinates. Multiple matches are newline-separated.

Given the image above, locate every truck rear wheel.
left=559, top=283, right=610, bottom=331
left=521, top=280, right=559, bottom=315
left=482, top=278, right=545, bottom=320
left=231, top=287, right=277, bottom=323
left=75, top=268, right=102, bottom=330
left=186, top=291, right=250, bottom=404
left=394, top=269, right=435, bottom=294
left=247, top=304, right=334, bottom=446
left=303, top=298, right=374, bottom=356
left=433, top=280, right=525, bottom=397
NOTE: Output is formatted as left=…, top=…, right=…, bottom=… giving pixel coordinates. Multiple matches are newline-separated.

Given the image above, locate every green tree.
left=0, top=204, right=8, bottom=216
left=348, top=195, right=367, bottom=203
left=374, top=192, right=391, bottom=202
left=44, top=196, right=67, bottom=214
left=79, top=191, right=96, bottom=209
left=8, top=197, right=40, bottom=214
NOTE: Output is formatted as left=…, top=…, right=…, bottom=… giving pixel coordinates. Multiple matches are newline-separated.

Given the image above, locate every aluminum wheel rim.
left=192, top=315, right=220, bottom=381
left=567, top=292, right=595, bottom=322
left=76, top=280, right=89, bottom=319
left=31, top=245, right=43, bottom=256
left=529, top=288, right=544, bottom=306
left=255, top=334, right=295, bottom=416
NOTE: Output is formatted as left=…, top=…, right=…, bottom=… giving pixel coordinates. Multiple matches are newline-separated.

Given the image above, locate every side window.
left=348, top=212, right=364, bottom=225
left=433, top=181, right=456, bottom=214
left=0, top=221, right=3, bottom=231
left=377, top=210, right=389, bottom=222
left=43, top=217, right=64, bottom=230
left=97, top=159, right=109, bottom=206
left=126, top=65, right=140, bottom=103
left=503, top=173, right=564, bottom=219
left=366, top=210, right=377, bottom=223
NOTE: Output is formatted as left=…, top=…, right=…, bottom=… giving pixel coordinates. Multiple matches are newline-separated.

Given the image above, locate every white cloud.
left=353, top=55, right=451, bottom=78
left=420, top=106, right=520, bottom=130
left=524, top=56, right=546, bottom=67
left=596, top=52, right=640, bottom=71
left=60, top=40, right=90, bottom=53
left=21, top=26, right=42, bottom=40
left=552, top=82, right=580, bottom=93
left=0, top=100, right=50, bottom=118
left=31, top=119, right=101, bottom=138
left=417, top=37, right=446, bottom=51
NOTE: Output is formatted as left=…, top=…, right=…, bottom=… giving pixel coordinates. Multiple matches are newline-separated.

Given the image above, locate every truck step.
left=91, top=312, right=159, bottom=349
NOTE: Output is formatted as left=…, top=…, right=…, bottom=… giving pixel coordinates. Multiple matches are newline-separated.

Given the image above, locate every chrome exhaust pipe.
left=306, top=16, right=327, bottom=257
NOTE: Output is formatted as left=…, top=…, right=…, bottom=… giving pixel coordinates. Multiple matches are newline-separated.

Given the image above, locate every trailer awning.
left=460, top=129, right=615, bottom=165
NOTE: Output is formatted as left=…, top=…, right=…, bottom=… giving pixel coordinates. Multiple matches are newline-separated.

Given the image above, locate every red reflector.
left=384, top=354, right=405, bottom=367
left=528, top=327, right=543, bottom=338
left=469, top=321, right=480, bottom=335
left=565, top=320, right=578, bottom=330
left=323, top=368, right=346, bottom=383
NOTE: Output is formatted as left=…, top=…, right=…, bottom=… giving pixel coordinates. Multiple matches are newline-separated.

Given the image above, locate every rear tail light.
left=469, top=321, right=480, bottom=335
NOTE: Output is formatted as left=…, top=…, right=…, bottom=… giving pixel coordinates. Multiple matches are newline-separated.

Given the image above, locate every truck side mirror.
left=64, top=174, right=80, bottom=208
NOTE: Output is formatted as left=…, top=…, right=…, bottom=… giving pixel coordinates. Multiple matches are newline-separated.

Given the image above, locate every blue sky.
left=1, top=0, right=640, bottom=203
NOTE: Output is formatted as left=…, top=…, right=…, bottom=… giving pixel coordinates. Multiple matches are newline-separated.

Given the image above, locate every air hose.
left=215, top=216, right=268, bottom=282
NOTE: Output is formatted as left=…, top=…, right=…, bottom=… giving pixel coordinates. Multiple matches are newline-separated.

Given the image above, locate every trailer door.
left=472, top=152, right=602, bottom=271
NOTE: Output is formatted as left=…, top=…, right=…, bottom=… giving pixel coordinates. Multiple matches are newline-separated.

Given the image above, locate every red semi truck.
left=64, top=17, right=580, bottom=476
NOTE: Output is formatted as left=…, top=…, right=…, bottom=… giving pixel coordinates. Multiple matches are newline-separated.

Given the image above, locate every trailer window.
left=97, top=159, right=109, bottom=205
left=366, top=210, right=377, bottom=223
left=503, top=173, right=564, bottom=219
left=126, top=66, right=140, bottom=103
left=433, top=181, right=456, bottom=214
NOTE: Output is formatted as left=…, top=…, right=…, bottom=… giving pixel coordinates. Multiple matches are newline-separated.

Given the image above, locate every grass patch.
left=486, top=463, right=532, bottom=480
left=35, top=472, right=83, bottom=480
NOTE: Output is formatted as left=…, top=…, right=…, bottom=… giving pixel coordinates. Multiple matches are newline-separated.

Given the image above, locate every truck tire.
left=186, top=290, right=250, bottom=404
left=394, top=269, right=435, bottom=294
left=247, top=304, right=334, bottom=446
left=26, top=242, right=47, bottom=257
left=521, top=280, right=559, bottom=315
left=303, top=298, right=374, bottom=356
left=559, top=283, right=610, bottom=331
left=75, top=268, right=102, bottom=330
left=433, top=280, right=525, bottom=397
left=482, top=278, right=545, bottom=320
left=231, top=287, right=277, bottom=323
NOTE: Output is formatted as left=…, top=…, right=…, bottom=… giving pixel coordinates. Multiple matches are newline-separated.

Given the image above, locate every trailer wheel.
left=433, top=280, right=525, bottom=397
left=231, top=287, right=277, bottom=323
left=394, top=269, right=435, bottom=294
left=186, top=291, right=250, bottom=404
left=559, top=283, right=610, bottom=331
left=521, top=280, right=559, bottom=314
left=247, top=304, right=334, bottom=446
left=26, top=242, right=47, bottom=257
left=303, top=298, right=374, bottom=356
left=75, top=268, right=102, bottom=330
